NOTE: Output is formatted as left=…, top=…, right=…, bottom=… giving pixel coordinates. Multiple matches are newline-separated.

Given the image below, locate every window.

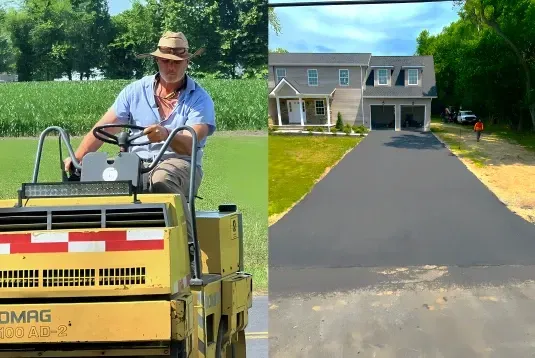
left=378, top=69, right=388, bottom=85
left=315, top=100, right=325, bottom=115
left=308, top=69, right=318, bottom=86
left=408, top=69, right=418, bottom=85
left=276, top=68, right=286, bottom=83
left=339, top=69, right=349, bottom=86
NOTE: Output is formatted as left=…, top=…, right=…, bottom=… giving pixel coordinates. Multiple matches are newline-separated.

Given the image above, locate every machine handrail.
left=142, top=125, right=202, bottom=283
left=32, top=126, right=82, bottom=183
left=31, top=125, right=203, bottom=284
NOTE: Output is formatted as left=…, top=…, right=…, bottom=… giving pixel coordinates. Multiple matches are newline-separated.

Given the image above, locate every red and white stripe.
left=0, top=229, right=165, bottom=254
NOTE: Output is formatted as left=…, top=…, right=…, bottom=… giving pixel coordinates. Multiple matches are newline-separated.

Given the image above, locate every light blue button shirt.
left=111, top=73, right=216, bottom=173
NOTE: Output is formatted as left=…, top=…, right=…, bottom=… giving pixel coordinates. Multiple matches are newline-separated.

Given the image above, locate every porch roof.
left=268, top=78, right=335, bottom=97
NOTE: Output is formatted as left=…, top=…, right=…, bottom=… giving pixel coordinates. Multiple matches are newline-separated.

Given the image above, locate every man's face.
left=156, top=57, right=188, bottom=83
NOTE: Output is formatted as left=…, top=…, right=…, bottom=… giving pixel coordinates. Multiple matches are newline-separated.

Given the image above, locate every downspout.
left=361, top=66, right=364, bottom=126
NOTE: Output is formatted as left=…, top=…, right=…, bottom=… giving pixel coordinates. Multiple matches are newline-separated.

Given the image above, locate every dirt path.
left=431, top=122, right=535, bottom=224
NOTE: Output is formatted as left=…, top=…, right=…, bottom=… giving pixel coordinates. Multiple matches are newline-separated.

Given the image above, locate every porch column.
left=276, top=96, right=282, bottom=126
left=299, top=97, right=304, bottom=126
left=326, top=96, right=331, bottom=128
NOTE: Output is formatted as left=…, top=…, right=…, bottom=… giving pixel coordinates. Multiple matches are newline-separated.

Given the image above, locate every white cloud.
left=299, top=16, right=389, bottom=42
left=320, top=2, right=428, bottom=24
left=269, top=0, right=461, bottom=54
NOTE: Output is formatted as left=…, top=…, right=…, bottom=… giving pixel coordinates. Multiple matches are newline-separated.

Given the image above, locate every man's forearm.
left=167, top=132, right=193, bottom=156
left=74, top=109, right=122, bottom=160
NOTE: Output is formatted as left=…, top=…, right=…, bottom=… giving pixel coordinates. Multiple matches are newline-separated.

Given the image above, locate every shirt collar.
left=151, top=73, right=196, bottom=94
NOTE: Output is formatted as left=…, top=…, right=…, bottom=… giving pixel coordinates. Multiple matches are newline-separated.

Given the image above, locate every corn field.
left=0, top=78, right=266, bottom=136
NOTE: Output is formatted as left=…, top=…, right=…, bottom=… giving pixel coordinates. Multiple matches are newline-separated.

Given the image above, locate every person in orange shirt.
left=474, top=119, right=484, bottom=142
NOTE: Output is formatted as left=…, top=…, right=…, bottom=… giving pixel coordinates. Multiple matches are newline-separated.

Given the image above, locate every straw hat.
left=136, top=31, right=204, bottom=61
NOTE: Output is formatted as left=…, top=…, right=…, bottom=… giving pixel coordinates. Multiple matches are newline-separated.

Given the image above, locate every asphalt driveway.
left=269, top=130, right=535, bottom=293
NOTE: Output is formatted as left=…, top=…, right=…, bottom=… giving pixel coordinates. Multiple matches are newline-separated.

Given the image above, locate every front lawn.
left=268, top=135, right=361, bottom=223
left=0, top=132, right=268, bottom=293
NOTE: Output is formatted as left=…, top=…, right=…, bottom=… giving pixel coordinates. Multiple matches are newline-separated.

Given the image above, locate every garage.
left=400, top=105, right=425, bottom=129
left=370, top=105, right=395, bottom=130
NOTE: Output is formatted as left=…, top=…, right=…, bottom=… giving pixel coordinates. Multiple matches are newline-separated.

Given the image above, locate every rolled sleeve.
left=185, top=94, right=216, bottom=136
left=111, top=86, right=131, bottom=124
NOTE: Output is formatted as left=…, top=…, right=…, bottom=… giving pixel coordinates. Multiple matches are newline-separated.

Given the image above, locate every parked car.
left=456, top=110, right=478, bottom=124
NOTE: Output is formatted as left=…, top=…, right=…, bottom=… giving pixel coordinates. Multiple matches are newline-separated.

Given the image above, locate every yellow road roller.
left=0, top=124, right=252, bottom=357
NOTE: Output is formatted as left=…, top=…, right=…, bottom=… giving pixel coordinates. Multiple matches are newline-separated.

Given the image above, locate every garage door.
left=370, top=105, right=395, bottom=130
left=401, top=105, right=425, bottom=129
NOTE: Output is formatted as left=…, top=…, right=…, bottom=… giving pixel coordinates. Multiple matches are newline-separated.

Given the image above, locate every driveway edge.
left=430, top=130, right=512, bottom=210
left=268, top=142, right=361, bottom=227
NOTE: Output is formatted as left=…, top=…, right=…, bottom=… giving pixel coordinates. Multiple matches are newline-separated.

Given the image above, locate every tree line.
left=417, top=0, right=535, bottom=131
left=0, top=0, right=267, bottom=81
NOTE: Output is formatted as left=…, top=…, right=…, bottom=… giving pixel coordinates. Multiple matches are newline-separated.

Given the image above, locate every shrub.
left=336, top=112, right=344, bottom=131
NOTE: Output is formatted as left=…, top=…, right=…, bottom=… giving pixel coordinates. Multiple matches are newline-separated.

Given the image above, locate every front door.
left=287, top=100, right=306, bottom=124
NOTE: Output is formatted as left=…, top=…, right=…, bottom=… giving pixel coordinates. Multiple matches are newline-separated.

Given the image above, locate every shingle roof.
left=269, top=77, right=335, bottom=96
left=269, top=53, right=371, bottom=66
left=363, top=56, right=437, bottom=97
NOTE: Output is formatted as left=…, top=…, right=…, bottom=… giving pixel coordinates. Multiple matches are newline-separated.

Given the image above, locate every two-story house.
left=268, top=53, right=437, bottom=131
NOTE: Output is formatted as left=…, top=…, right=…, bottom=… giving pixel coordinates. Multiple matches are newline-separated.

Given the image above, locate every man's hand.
left=143, top=124, right=169, bottom=143
left=63, top=156, right=81, bottom=173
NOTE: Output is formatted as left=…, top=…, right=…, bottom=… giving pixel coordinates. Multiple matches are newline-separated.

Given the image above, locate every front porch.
left=268, top=78, right=334, bottom=128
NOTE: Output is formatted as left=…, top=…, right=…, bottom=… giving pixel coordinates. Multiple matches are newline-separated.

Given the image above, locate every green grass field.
left=0, top=78, right=266, bottom=135
left=269, top=135, right=361, bottom=219
left=431, top=116, right=535, bottom=153
left=0, top=133, right=268, bottom=293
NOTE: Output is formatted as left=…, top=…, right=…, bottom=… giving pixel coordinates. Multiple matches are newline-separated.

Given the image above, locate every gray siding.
left=331, top=88, right=364, bottom=127
left=271, top=65, right=364, bottom=94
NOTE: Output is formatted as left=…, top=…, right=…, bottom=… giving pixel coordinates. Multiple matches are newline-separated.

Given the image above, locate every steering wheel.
left=93, top=123, right=151, bottom=151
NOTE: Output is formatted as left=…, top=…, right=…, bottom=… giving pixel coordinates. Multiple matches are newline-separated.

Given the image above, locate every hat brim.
left=135, top=48, right=205, bottom=61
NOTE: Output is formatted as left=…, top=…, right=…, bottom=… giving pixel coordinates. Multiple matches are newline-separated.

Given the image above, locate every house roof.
left=269, top=77, right=335, bottom=96
left=363, top=56, right=437, bottom=97
left=269, top=52, right=372, bottom=66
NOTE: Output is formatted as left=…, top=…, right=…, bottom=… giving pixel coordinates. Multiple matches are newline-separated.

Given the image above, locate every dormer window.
left=408, top=68, right=418, bottom=85
left=378, top=69, right=388, bottom=85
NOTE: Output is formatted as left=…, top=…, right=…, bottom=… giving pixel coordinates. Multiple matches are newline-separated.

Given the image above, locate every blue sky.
left=269, top=0, right=462, bottom=55
left=108, top=0, right=136, bottom=15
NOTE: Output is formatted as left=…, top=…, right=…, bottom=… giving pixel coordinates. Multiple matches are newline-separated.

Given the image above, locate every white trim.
left=400, top=103, right=428, bottom=131
left=274, top=94, right=334, bottom=98
left=360, top=66, right=364, bottom=124
left=370, top=65, right=394, bottom=68
left=402, top=65, right=425, bottom=68
left=307, top=69, right=318, bottom=86
left=407, top=69, right=418, bottom=86
left=377, top=68, right=389, bottom=86
left=339, top=69, right=349, bottom=86
left=315, top=99, right=325, bottom=115
left=286, top=99, right=305, bottom=124
left=364, top=96, right=437, bottom=98
left=269, top=77, right=300, bottom=95
left=369, top=103, right=397, bottom=131
left=276, top=97, right=282, bottom=125
left=326, top=96, right=331, bottom=128
left=270, top=63, right=368, bottom=66
left=299, top=97, right=304, bottom=125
